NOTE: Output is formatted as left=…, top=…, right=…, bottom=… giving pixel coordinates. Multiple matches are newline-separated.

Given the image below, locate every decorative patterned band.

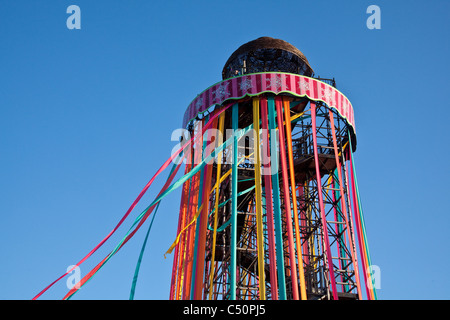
left=183, top=72, right=355, bottom=134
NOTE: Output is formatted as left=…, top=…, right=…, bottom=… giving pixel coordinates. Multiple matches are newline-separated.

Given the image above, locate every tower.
left=168, top=37, right=376, bottom=300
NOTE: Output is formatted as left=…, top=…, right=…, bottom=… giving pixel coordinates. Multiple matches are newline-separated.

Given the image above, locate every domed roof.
left=222, top=37, right=314, bottom=79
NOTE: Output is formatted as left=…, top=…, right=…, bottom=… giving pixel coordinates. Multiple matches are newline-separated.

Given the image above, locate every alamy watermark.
left=66, top=265, right=81, bottom=290
left=171, top=126, right=279, bottom=176
left=64, top=6, right=380, bottom=31
left=367, top=264, right=381, bottom=290
left=366, top=5, right=381, bottom=30
left=66, top=5, right=81, bottom=30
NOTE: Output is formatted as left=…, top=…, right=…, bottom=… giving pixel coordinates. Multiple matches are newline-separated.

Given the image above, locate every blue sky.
left=0, top=0, right=449, bottom=300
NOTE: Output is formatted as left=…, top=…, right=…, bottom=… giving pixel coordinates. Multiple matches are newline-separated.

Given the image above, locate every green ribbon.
left=65, top=121, right=254, bottom=300
left=348, top=130, right=377, bottom=300
left=129, top=163, right=178, bottom=300
left=207, top=185, right=256, bottom=232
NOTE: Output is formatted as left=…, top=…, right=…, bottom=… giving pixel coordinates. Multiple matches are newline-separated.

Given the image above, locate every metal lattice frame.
left=198, top=97, right=361, bottom=300
left=291, top=102, right=359, bottom=300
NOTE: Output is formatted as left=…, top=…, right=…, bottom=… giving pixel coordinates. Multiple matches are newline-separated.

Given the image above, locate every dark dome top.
left=222, top=37, right=314, bottom=80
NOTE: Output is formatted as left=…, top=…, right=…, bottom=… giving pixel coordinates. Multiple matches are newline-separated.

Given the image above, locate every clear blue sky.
left=1, top=0, right=449, bottom=300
